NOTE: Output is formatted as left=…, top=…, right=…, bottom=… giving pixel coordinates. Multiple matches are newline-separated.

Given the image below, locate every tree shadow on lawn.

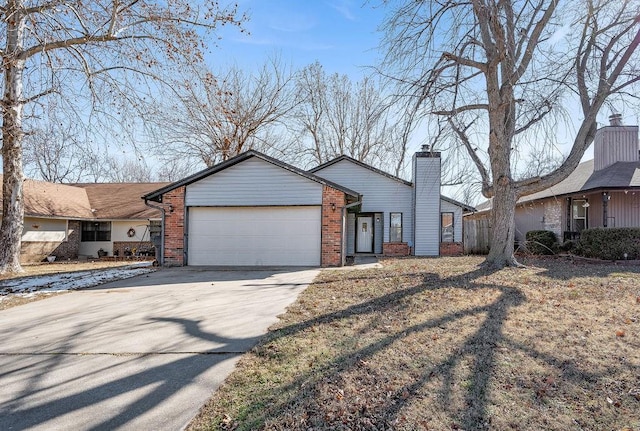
left=516, top=255, right=640, bottom=280
left=211, top=264, right=636, bottom=430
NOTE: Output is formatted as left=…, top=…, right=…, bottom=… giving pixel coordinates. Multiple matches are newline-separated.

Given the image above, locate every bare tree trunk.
left=486, top=181, right=519, bottom=268
left=0, top=1, right=26, bottom=273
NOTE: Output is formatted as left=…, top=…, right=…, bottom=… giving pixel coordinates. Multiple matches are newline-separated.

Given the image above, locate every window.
left=572, top=200, right=588, bottom=232
left=81, top=221, right=111, bottom=242
left=390, top=212, right=402, bottom=242
left=441, top=212, right=454, bottom=242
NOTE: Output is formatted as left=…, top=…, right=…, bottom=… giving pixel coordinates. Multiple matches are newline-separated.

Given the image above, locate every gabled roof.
left=0, top=175, right=166, bottom=220
left=77, top=182, right=170, bottom=219
left=143, top=150, right=361, bottom=202
left=309, top=155, right=413, bottom=187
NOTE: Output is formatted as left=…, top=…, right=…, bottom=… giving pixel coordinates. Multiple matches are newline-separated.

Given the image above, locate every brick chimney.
left=593, top=115, right=639, bottom=171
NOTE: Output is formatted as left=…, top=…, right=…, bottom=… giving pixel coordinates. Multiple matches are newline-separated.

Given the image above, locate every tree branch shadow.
left=0, top=317, right=259, bottom=430
left=220, top=264, right=623, bottom=429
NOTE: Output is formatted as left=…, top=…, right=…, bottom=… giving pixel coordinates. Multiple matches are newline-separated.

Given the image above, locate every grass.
left=187, top=256, right=640, bottom=431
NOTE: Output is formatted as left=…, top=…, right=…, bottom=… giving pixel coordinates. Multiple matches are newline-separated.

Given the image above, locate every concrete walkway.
left=0, top=267, right=319, bottom=431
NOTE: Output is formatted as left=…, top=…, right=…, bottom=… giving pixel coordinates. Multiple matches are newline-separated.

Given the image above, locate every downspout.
left=144, top=199, right=165, bottom=266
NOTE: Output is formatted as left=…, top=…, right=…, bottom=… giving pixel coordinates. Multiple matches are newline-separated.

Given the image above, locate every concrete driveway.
left=0, top=266, right=320, bottom=430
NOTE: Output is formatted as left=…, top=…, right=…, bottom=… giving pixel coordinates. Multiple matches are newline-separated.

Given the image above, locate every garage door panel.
left=188, top=207, right=321, bottom=266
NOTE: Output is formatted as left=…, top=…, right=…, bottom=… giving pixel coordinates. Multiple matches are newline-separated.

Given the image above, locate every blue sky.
left=210, top=0, right=387, bottom=78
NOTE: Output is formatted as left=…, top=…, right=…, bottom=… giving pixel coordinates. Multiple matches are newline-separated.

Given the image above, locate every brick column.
left=163, top=186, right=185, bottom=266
left=383, top=242, right=411, bottom=256
left=321, top=186, right=346, bottom=267
left=440, top=242, right=464, bottom=256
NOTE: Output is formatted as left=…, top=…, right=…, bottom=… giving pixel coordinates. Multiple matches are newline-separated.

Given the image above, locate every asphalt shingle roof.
left=0, top=175, right=167, bottom=220
left=474, top=158, right=640, bottom=212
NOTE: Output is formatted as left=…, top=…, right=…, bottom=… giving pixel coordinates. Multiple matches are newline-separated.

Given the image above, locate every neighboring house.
left=143, top=148, right=475, bottom=267
left=0, top=176, right=168, bottom=263
left=465, top=115, right=640, bottom=251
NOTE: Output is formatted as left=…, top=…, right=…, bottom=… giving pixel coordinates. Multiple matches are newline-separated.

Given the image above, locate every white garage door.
left=188, top=206, right=322, bottom=266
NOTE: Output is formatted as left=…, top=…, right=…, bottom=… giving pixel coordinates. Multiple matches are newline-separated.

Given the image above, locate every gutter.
left=144, top=199, right=165, bottom=266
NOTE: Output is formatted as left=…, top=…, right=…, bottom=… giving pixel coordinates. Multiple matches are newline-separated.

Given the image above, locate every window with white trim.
left=390, top=212, right=402, bottom=242
left=441, top=212, right=454, bottom=242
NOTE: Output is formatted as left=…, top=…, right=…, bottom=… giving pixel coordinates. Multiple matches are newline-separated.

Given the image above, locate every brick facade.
left=163, top=186, right=185, bottom=266
left=52, top=220, right=81, bottom=260
left=382, top=242, right=411, bottom=256
left=440, top=242, right=464, bottom=256
left=321, top=186, right=346, bottom=267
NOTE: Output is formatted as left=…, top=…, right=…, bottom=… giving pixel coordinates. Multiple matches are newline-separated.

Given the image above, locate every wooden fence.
left=464, top=217, right=491, bottom=254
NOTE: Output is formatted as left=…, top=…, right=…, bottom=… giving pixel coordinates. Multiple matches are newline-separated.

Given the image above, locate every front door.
left=356, top=216, right=373, bottom=253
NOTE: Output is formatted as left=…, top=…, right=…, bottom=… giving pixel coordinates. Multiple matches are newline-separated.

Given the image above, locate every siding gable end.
left=186, top=157, right=323, bottom=206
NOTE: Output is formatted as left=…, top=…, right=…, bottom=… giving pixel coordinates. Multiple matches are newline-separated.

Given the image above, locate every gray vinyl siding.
left=185, top=157, right=323, bottom=206
left=440, top=200, right=464, bottom=243
left=346, top=213, right=355, bottom=255
left=313, top=160, right=414, bottom=246
left=374, top=212, right=383, bottom=254
left=413, top=155, right=441, bottom=256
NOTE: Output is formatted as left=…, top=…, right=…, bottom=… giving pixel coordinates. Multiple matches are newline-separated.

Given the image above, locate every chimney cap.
left=421, top=144, right=431, bottom=152
left=609, top=113, right=623, bottom=126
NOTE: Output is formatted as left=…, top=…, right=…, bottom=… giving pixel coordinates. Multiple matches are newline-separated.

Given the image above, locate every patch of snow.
left=0, top=262, right=156, bottom=302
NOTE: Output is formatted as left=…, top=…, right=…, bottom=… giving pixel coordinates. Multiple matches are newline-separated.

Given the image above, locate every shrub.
left=525, top=230, right=558, bottom=255
left=560, top=240, right=575, bottom=252
left=577, top=227, right=640, bottom=260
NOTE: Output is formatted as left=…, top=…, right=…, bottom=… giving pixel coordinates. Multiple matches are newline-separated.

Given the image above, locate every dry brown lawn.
left=188, top=256, right=640, bottom=431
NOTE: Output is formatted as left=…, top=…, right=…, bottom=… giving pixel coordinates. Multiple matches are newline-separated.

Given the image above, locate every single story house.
left=0, top=175, right=168, bottom=262
left=143, top=149, right=475, bottom=267
left=465, top=115, right=640, bottom=251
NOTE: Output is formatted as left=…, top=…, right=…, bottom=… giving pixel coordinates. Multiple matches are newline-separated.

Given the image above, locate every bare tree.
left=0, top=1, right=245, bottom=274
left=381, top=0, right=640, bottom=267
left=294, top=62, right=411, bottom=175
left=22, top=105, right=100, bottom=183
left=150, top=56, right=298, bottom=169
left=100, top=155, right=154, bottom=183
left=23, top=124, right=85, bottom=183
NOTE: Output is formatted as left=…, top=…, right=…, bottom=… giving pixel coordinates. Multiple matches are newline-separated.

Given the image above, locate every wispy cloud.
left=328, top=0, right=356, bottom=21
left=268, top=13, right=316, bottom=33
left=231, top=35, right=277, bottom=46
